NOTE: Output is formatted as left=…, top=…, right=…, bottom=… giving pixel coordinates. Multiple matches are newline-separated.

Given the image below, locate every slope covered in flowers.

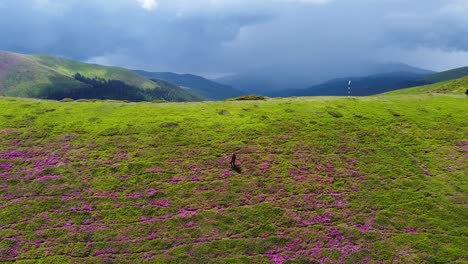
left=0, top=95, right=466, bottom=263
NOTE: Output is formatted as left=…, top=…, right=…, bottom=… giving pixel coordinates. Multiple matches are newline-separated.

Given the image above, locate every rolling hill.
left=273, top=71, right=431, bottom=97
left=134, top=71, right=243, bottom=100
left=0, top=94, right=466, bottom=263
left=0, top=51, right=205, bottom=102
left=423, top=66, right=468, bottom=83
left=383, top=75, right=468, bottom=95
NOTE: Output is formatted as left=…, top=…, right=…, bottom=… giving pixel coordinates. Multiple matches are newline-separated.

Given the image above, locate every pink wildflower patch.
left=35, top=175, right=59, bottom=181
left=141, top=216, right=157, bottom=223
left=259, top=162, right=271, bottom=170
left=147, top=167, right=162, bottom=173
left=179, top=208, right=198, bottom=219
left=144, top=252, right=155, bottom=260
left=126, top=192, right=142, bottom=199
left=358, top=223, right=373, bottom=234
left=267, top=251, right=285, bottom=264
left=147, top=233, right=158, bottom=240
left=149, top=200, right=170, bottom=207
left=191, top=175, right=200, bottom=181
left=93, top=248, right=116, bottom=257
left=147, top=188, right=161, bottom=196
left=222, top=169, right=232, bottom=177
left=406, top=228, right=418, bottom=234
left=185, top=221, right=196, bottom=227
left=170, top=177, right=182, bottom=183
left=61, top=195, right=72, bottom=201
left=0, top=163, right=14, bottom=171
left=83, top=205, right=93, bottom=211
left=94, top=192, right=118, bottom=199
left=0, top=129, right=15, bottom=134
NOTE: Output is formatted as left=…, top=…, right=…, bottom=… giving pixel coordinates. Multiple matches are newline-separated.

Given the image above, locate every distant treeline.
left=42, top=73, right=198, bottom=102
left=71, top=73, right=146, bottom=101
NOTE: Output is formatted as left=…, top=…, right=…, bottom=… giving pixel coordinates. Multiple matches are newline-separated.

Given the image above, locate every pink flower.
left=179, top=209, right=198, bottom=219
left=60, top=195, right=72, bottom=202
left=170, top=177, right=182, bottom=183
left=126, top=192, right=142, bottom=199
left=191, top=176, right=200, bottom=182
left=36, top=175, right=59, bottom=181
left=186, top=221, right=196, bottom=227
left=149, top=200, right=170, bottom=207
left=406, top=228, right=418, bottom=234
left=259, top=162, right=271, bottom=170
left=0, top=129, right=14, bottom=134
left=147, top=188, right=161, bottom=196
left=222, top=170, right=232, bottom=177
left=358, top=223, right=372, bottom=234
left=147, top=233, right=158, bottom=240
left=267, top=251, right=285, bottom=264
left=147, top=167, right=162, bottom=173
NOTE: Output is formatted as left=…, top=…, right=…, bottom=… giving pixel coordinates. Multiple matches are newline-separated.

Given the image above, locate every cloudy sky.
left=1, top=0, right=468, bottom=77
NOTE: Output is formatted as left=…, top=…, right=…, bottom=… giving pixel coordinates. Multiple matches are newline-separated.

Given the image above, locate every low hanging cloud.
left=0, top=0, right=467, bottom=76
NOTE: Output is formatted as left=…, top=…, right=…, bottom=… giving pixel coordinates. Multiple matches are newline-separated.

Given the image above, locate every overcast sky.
left=1, top=0, right=467, bottom=77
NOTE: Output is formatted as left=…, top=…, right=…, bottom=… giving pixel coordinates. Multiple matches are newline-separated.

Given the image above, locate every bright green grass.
left=0, top=95, right=466, bottom=263
left=384, top=76, right=468, bottom=95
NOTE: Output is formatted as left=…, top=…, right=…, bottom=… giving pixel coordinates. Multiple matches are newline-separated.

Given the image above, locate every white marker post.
left=348, top=80, right=351, bottom=97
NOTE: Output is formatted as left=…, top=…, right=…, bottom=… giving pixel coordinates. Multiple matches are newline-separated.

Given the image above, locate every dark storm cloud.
left=0, top=0, right=467, bottom=75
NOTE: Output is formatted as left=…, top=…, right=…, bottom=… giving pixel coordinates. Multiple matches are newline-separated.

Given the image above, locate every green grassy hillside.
left=0, top=51, right=205, bottom=102
left=34, top=55, right=156, bottom=90
left=0, top=95, right=466, bottom=263
left=424, top=66, right=468, bottom=83
left=383, top=76, right=468, bottom=95
left=0, top=51, right=89, bottom=97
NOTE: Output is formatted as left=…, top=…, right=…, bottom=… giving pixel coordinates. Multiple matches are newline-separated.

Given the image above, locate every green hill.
left=134, top=70, right=243, bottom=100
left=383, top=76, right=468, bottom=95
left=34, top=54, right=157, bottom=90
left=424, top=66, right=468, bottom=83
left=0, top=94, right=466, bottom=263
left=0, top=51, right=205, bottom=102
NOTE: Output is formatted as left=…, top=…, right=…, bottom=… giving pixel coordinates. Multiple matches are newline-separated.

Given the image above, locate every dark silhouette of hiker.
left=465, top=89, right=468, bottom=96
left=230, top=153, right=237, bottom=168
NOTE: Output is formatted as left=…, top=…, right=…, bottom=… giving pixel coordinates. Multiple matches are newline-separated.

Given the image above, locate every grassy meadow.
left=0, top=95, right=467, bottom=263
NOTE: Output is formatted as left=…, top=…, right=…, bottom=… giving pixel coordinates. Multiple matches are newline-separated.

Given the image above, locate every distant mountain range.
left=133, top=70, right=243, bottom=100
left=215, top=62, right=435, bottom=94
left=272, top=71, right=431, bottom=97
left=0, top=51, right=204, bottom=102
left=1, top=50, right=468, bottom=101
left=270, top=67, right=468, bottom=97
left=272, top=66, right=468, bottom=97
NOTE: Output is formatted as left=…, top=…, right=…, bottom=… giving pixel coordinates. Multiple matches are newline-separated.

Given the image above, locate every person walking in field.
left=230, top=153, right=237, bottom=168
